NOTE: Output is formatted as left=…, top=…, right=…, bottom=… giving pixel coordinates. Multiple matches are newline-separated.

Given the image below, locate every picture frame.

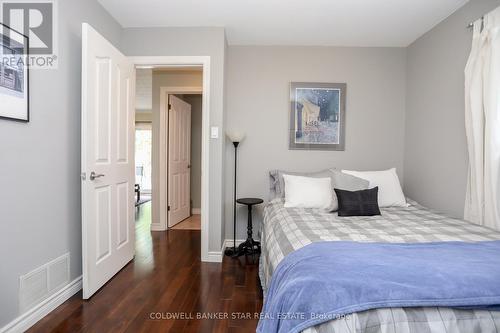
left=0, top=23, right=29, bottom=122
left=289, top=82, right=346, bottom=151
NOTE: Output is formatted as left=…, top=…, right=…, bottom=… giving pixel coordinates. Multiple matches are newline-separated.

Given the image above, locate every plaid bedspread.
left=259, top=198, right=500, bottom=333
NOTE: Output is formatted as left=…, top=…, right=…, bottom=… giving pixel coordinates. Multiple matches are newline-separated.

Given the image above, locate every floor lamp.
left=224, top=131, right=246, bottom=257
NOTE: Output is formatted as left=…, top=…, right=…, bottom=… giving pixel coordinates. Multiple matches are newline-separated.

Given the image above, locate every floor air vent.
left=19, top=253, right=70, bottom=313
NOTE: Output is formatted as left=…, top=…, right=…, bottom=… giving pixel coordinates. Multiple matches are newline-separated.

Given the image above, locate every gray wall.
left=136, top=68, right=152, bottom=111
left=136, top=112, right=153, bottom=122
left=0, top=0, right=122, bottom=327
left=404, top=0, right=500, bottom=218
left=1, top=1, right=494, bottom=327
left=153, top=70, right=203, bottom=88
left=185, top=95, right=203, bottom=210
left=121, top=28, right=227, bottom=252
left=225, top=46, right=407, bottom=240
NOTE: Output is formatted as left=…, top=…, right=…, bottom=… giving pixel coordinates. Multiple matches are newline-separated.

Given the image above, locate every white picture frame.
left=0, top=23, right=29, bottom=122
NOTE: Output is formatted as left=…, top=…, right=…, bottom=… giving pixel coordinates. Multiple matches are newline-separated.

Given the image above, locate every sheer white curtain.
left=464, top=6, right=500, bottom=230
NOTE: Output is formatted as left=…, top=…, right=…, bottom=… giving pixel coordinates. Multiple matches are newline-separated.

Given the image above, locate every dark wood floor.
left=29, top=202, right=263, bottom=333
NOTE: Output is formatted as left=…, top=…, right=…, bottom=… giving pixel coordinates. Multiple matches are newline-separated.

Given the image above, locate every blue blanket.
left=257, top=241, right=500, bottom=333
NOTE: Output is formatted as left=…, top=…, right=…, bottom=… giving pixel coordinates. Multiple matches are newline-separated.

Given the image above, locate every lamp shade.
left=226, top=130, right=246, bottom=143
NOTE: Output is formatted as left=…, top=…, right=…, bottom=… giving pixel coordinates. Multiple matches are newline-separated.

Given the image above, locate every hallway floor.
left=28, top=202, right=263, bottom=333
left=172, top=214, right=201, bottom=230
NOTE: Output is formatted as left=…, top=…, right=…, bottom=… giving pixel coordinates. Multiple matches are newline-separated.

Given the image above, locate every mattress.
left=259, top=198, right=500, bottom=333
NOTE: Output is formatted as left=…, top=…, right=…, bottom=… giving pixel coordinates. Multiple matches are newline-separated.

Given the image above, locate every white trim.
left=223, top=238, right=254, bottom=249
left=130, top=56, right=211, bottom=263
left=191, top=208, right=201, bottom=215
left=200, top=63, right=211, bottom=262
left=0, top=276, right=82, bottom=333
left=150, top=224, right=165, bottom=232
left=206, top=251, right=223, bottom=262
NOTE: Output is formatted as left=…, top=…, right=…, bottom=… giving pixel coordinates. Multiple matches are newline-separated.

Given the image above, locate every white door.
left=81, top=23, right=135, bottom=299
left=168, top=95, right=192, bottom=227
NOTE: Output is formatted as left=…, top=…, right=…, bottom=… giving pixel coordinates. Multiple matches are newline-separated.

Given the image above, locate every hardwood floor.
left=172, top=214, right=201, bottom=230
left=29, top=202, right=263, bottom=333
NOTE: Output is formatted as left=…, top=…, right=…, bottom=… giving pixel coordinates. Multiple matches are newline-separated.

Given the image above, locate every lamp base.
left=224, top=247, right=238, bottom=257
left=235, top=238, right=261, bottom=257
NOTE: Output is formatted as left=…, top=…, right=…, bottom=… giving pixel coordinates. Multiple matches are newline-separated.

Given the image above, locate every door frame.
left=130, top=56, right=210, bottom=262
left=162, top=89, right=202, bottom=228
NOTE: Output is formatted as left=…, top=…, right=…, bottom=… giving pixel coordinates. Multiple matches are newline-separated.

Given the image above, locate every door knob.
left=90, top=171, right=105, bottom=181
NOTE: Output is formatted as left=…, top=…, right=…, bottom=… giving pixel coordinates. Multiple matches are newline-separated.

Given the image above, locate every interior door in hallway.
left=81, top=23, right=135, bottom=299
left=168, top=95, right=192, bottom=227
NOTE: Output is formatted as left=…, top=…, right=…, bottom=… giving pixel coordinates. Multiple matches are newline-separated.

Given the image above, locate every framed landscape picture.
left=289, top=82, right=346, bottom=150
left=0, top=23, right=29, bottom=122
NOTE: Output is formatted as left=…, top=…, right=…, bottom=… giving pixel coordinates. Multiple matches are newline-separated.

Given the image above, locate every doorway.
left=130, top=56, right=210, bottom=262
left=168, top=93, right=203, bottom=230
left=154, top=67, right=203, bottom=229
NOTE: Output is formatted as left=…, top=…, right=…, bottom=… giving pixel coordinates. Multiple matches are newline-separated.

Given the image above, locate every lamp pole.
left=225, top=141, right=239, bottom=256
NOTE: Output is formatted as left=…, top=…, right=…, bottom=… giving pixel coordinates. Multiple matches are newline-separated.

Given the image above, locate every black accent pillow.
left=334, top=187, right=381, bottom=217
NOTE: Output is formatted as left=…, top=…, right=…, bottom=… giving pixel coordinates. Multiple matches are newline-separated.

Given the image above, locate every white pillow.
left=341, top=168, right=407, bottom=207
left=283, top=175, right=332, bottom=209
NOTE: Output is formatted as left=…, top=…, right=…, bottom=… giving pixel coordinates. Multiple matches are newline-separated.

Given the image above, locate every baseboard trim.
left=191, top=208, right=201, bottom=215
left=206, top=239, right=261, bottom=263
left=0, top=276, right=82, bottom=333
left=150, top=223, right=165, bottom=232
left=223, top=238, right=259, bottom=250
left=205, top=251, right=223, bottom=262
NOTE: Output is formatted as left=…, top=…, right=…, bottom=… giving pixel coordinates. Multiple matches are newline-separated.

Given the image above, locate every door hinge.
left=168, top=205, right=171, bottom=211
left=168, top=103, right=172, bottom=110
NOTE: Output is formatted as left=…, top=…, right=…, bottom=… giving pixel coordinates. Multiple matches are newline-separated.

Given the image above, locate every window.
left=135, top=123, right=152, bottom=193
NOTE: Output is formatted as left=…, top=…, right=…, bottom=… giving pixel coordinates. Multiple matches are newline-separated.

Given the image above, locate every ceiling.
left=98, top=0, right=469, bottom=47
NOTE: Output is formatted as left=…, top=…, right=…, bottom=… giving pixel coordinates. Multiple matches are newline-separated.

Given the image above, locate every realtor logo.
left=1, top=0, right=58, bottom=68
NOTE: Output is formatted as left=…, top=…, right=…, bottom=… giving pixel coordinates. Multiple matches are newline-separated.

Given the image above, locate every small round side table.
left=235, top=198, right=263, bottom=258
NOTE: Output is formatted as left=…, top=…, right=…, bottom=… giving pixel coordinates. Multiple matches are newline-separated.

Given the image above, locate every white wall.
left=0, top=0, right=122, bottom=327
left=225, top=46, right=407, bottom=240
left=404, top=0, right=500, bottom=218
left=121, top=28, right=227, bottom=252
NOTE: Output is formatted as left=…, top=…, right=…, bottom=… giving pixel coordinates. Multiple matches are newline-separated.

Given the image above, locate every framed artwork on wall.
left=289, top=82, right=346, bottom=151
left=0, top=23, right=29, bottom=122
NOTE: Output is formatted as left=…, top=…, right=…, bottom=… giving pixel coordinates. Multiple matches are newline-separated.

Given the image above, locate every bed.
left=259, top=197, right=500, bottom=333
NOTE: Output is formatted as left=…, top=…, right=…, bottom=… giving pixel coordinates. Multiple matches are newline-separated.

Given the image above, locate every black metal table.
left=235, top=198, right=263, bottom=258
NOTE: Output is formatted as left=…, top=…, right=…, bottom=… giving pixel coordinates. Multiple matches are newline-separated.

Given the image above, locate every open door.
left=81, top=23, right=135, bottom=299
left=168, top=95, right=192, bottom=227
